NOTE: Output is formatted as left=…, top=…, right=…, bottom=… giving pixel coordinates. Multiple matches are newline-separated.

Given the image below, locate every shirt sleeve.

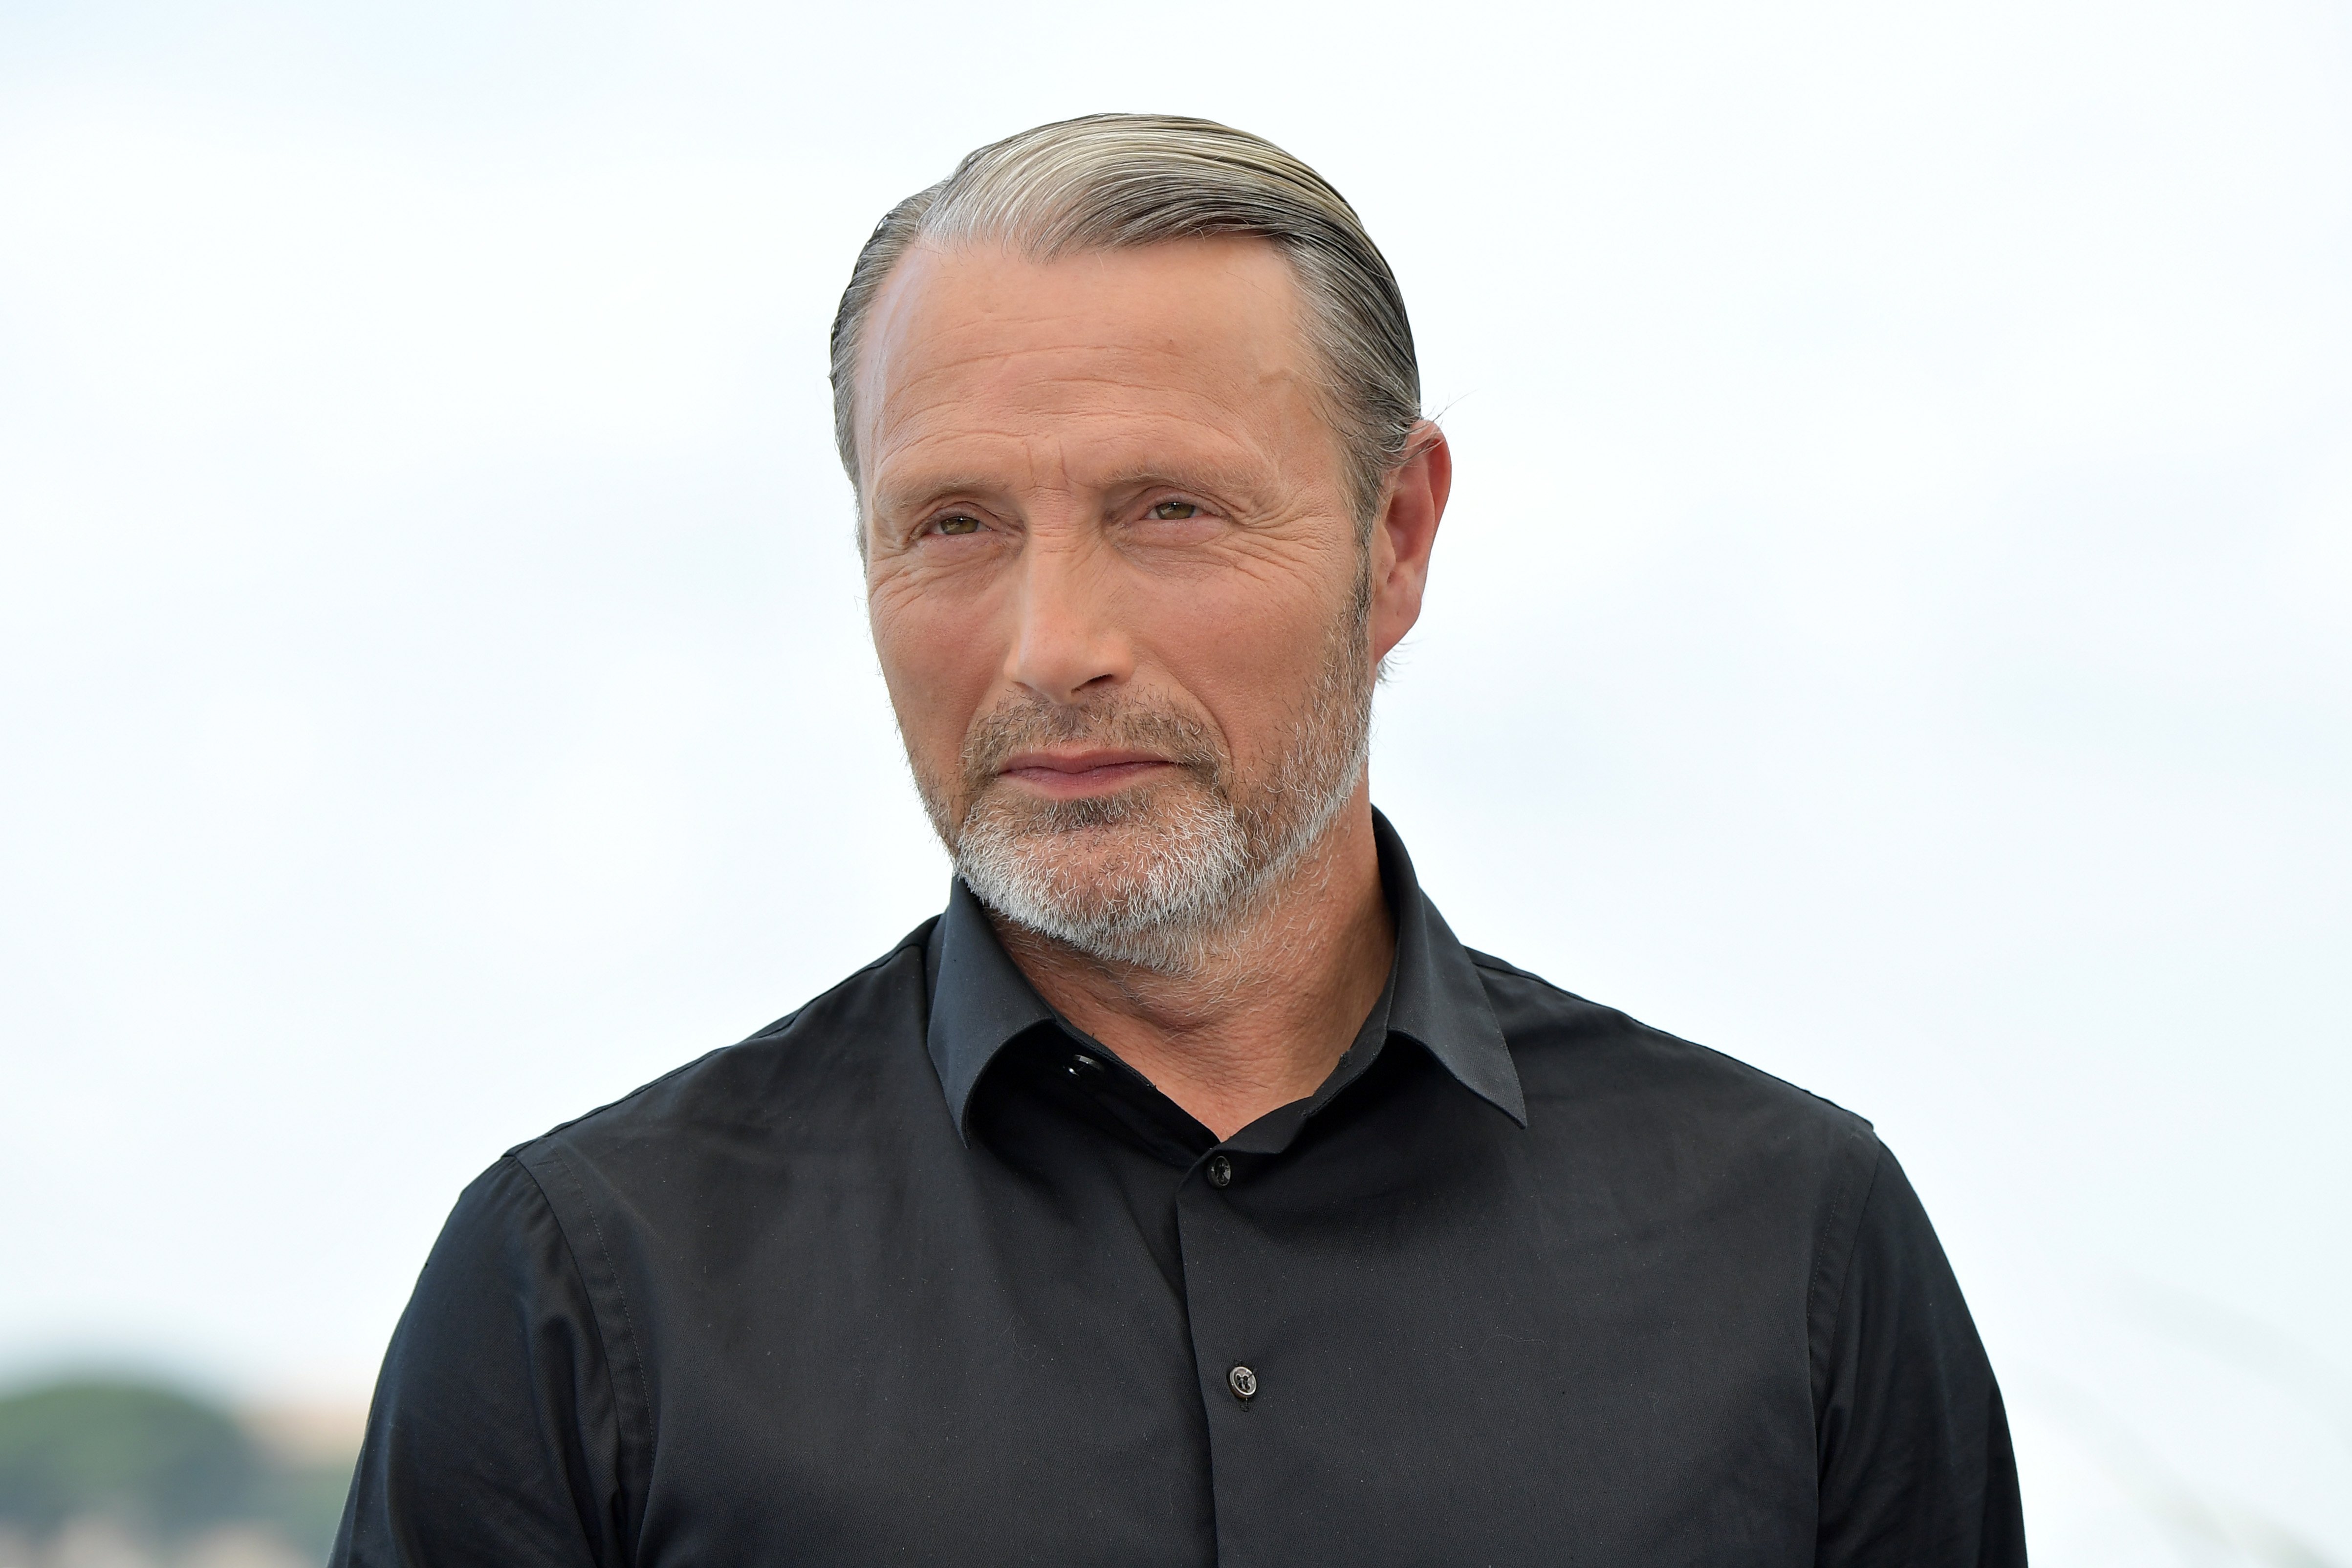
left=1814, top=1141, right=2027, bottom=1568
left=333, top=1156, right=632, bottom=1568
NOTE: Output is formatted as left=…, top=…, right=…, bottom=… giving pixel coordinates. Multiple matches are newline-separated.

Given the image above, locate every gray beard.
left=924, top=606, right=1374, bottom=976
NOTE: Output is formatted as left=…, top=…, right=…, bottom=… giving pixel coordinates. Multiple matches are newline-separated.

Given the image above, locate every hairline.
left=845, top=232, right=1381, bottom=555
left=831, top=118, right=1422, bottom=562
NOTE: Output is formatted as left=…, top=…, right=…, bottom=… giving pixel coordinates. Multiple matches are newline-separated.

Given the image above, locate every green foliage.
left=0, top=1377, right=351, bottom=1554
left=0, top=1379, right=262, bottom=1535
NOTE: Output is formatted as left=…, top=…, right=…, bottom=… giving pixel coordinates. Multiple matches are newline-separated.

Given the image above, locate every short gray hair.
left=828, top=113, right=1422, bottom=534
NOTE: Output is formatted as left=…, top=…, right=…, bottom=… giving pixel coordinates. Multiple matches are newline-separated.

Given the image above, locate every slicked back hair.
left=828, top=113, right=1422, bottom=542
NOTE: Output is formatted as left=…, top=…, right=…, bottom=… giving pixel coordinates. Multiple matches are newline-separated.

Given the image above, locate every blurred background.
left=1, top=0, right=2345, bottom=1562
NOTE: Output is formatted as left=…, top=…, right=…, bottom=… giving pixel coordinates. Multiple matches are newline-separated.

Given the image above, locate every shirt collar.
left=923, top=808, right=1527, bottom=1143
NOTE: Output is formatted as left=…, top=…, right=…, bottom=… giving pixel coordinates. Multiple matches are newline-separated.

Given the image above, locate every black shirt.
left=335, top=815, right=2024, bottom=1566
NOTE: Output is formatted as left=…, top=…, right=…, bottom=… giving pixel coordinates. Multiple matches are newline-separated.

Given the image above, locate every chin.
left=954, top=785, right=1256, bottom=964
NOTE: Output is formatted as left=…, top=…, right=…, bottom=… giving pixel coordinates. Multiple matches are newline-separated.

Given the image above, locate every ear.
left=1368, top=422, right=1451, bottom=664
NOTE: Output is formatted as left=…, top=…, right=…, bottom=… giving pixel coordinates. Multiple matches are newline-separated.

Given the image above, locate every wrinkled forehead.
left=854, top=236, right=1337, bottom=500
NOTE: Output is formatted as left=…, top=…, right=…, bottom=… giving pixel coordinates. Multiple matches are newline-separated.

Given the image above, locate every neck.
left=990, top=792, right=1394, bottom=1141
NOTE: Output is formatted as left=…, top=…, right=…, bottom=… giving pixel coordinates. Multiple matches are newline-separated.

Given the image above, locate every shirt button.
left=1206, top=1154, right=1233, bottom=1188
left=1227, top=1364, right=1258, bottom=1402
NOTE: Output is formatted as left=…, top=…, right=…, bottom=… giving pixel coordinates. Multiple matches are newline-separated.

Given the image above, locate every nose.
left=1004, top=534, right=1132, bottom=706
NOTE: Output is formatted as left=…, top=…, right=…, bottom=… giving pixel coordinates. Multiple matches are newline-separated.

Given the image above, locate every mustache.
left=959, top=694, right=1226, bottom=794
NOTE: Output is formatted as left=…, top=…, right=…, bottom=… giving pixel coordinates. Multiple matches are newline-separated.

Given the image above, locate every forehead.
left=855, top=236, right=1332, bottom=500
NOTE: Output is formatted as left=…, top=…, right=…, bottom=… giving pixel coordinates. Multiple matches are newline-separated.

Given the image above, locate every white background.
left=2, top=1, right=2346, bottom=1561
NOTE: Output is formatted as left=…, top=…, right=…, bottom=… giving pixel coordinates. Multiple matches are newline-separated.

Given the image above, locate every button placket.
left=1176, top=1150, right=1292, bottom=1562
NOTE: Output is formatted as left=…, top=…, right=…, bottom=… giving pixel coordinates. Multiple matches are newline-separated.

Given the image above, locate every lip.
left=996, top=749, right=1176, bottom=796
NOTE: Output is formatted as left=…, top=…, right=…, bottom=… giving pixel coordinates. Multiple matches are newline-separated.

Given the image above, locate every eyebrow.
left=872, top=461, right=1281, bottom=519
left=870, top=476, right=1011, bottom=517
left=1090, top=462, right=1274, bottom=503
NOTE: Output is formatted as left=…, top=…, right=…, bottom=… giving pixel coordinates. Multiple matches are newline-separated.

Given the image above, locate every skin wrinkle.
left=873, top=408, right=1306, bottom=523
left=862, top=240, right=1339, bottom=544
left=859, top=233, right=1446, bottom=1138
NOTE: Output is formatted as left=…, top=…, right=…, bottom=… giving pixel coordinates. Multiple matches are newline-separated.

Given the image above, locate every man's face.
left=857, top=236, right=1390, bottom=966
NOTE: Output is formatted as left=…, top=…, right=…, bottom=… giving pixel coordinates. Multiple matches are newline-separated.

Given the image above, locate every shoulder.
left=506, top=920, right=940, bottom=1183
left=1466, top=945, right=1880, bottom=1189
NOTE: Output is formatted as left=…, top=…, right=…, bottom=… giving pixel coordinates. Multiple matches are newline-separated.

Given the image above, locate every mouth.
left=995, top=749, right=1179, bottom=799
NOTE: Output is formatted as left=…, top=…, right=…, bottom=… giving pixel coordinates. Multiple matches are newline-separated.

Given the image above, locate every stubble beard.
left=915, top=598, right=1375, bottom=977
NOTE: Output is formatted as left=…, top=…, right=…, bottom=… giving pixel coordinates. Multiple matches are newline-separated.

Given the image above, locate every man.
left=336, top=115, right=2025, bottom=1565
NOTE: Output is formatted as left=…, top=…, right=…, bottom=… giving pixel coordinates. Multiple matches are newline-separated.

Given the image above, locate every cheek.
left=1139, top=556, right=1350, bottom=762
left=868, top=577, right=1002, bottom=774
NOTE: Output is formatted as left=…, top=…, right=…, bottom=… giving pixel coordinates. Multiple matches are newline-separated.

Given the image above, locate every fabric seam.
left=516, top=1148, right=655, bottom=1556
left=1808, top=1136, right=1886, bottom=1429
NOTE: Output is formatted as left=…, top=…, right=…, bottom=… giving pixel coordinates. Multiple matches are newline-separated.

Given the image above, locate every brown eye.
left=934, top=514, right=982, bottom=536
left=1149, top=501, right=1201, bottom=521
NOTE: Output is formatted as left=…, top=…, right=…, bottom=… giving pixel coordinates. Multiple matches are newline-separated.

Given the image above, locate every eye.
left=932, top=513, right=984, bottom=537
left=1148, top=500, right=1202, bottom=521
